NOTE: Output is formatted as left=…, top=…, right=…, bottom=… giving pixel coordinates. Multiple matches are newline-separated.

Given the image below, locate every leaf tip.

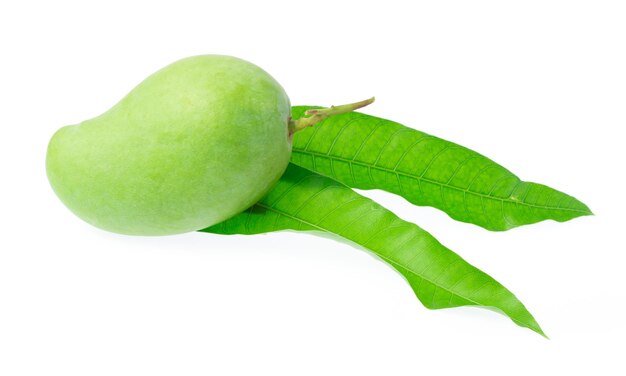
left=518, top=312, right=548, bottom=339
left=572, top=196, right=593, bottom=217
left=531, top=323, right=549, bottom=339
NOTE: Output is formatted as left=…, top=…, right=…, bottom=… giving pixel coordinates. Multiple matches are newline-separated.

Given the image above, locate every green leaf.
left=290, top=106, right=591, bottom=231
left=202, top=164, right=545, bottom=336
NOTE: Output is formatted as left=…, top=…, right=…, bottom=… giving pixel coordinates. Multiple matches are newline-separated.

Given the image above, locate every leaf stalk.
left=289, top=97, right=375, bottom=135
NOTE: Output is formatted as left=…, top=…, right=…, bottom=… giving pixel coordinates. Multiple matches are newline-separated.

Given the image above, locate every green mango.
left=46, top=55, right=292, bottom=235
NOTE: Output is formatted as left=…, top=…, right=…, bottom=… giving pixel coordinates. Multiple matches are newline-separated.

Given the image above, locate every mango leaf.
left=290, top=106, right=591, bottom=231
left=202, top=164, right=545, bottom=336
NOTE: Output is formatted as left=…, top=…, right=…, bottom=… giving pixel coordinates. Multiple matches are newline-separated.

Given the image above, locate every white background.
left=1, top=1, right=625, bottom=375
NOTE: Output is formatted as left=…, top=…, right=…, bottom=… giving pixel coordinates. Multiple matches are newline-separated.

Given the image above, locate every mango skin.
left=46, top=55, right=291, bottom=235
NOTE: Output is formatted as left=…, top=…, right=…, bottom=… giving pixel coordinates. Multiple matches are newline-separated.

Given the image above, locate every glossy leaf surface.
left=290, top=106, right=591, bottom=231
left=202, top=164, right=544, bottom=336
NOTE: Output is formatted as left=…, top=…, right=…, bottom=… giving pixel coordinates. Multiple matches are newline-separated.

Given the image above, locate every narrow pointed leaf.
left=290, top=106, right=591, bottom=231
left=202, top=164, right=544, bottom=336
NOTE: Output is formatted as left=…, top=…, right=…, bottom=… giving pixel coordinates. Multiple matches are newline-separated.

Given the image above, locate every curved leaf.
left=290, top=106, right=591, bottom=231
left=202, top=164, right=545, bottom=336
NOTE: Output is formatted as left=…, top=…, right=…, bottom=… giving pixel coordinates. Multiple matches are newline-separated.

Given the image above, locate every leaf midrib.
left=255, top=202, right=488, bottom=308
left=292, top=149, right=588, bottom=214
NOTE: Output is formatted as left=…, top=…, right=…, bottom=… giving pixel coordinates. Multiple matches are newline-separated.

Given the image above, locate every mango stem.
left=289, top=97, right=375, bottom=135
